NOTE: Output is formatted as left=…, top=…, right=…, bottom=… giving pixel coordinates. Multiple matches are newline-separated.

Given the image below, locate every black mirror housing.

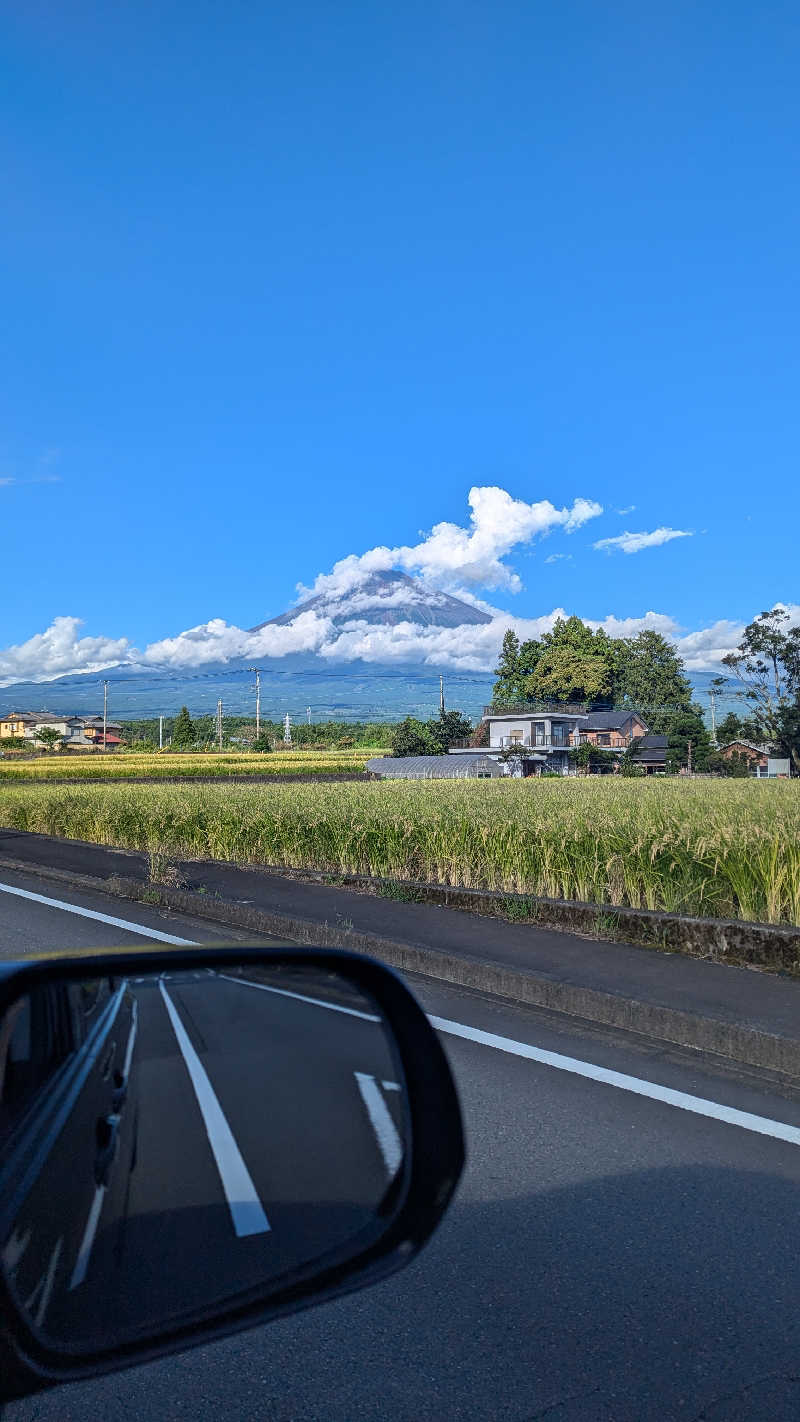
left=0, top=946, right=464, bottom=1400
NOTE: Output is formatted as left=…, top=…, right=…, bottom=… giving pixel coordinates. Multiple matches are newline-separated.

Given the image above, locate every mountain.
left=250, top=570, right=493, bottom=632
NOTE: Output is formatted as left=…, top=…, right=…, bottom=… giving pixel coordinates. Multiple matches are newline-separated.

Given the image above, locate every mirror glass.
left=0, top=962, right=409, bottom=1352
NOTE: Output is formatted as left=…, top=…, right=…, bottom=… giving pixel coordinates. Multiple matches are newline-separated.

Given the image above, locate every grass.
left=0, top=748, right=386, bottom=781
left=0, top=777, right=798, bottom=926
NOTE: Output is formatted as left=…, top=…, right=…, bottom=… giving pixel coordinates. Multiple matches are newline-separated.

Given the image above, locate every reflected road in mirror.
left=0, top=965, right=408, bottom=1353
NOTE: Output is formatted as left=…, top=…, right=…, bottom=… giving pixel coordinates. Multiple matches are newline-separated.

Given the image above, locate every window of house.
left=598, top=734, right=611, bottom=746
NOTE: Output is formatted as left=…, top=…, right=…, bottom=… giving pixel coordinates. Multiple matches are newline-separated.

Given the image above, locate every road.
left=3, top=867, right=800, bottom=1419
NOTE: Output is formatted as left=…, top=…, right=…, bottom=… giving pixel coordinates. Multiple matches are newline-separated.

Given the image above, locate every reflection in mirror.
left=0, top=963, right=408, bottom=1352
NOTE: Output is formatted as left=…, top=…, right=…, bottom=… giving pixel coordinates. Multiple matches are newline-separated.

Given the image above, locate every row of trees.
left=122, top=713, right=393, bottom=751
left=492, top=617, right=694, bottom=727
left=493, top=609, right=800, bottom=773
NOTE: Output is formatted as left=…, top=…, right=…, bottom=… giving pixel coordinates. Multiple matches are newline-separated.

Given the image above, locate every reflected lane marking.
left=429, top=1016, right=800, bottom=1147
left=355, top=1073, right=403, bottom=1176
left=0, top=882, right=196, bottom=945
left=122, top=999, right=138, bottom=1079
left=218, top=973, right=380, bottom=1022
left=70, top=1186, right=106, bottom=1290
left=159, top=982, right=270, bottom=1237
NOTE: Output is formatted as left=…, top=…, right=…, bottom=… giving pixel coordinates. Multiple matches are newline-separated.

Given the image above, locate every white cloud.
left=593, top=527, right=693, bottom=555
left=544, top=553, right=572, bottom=564
left=303, top=486, right=603, bottom=599
left=0, top=617, right=131, bottom=688
left=3, top=603, right=800, bottom=685
left=615, top=505, right=636, bottom=515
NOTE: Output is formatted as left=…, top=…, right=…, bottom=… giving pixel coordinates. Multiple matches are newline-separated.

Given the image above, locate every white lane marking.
left=70, top=1186, right=106, bottom=1290
left=355, top=1072, right=403, bottom=1176
left=122, top=999, right=138, bottom=1080
left=219, top=973, right=380, bottom=1022
left=0, top=881, right=196, bottom=946
left=159, top=981, right=270, bottom=1237
left=430, top=1016, right=800, bottom=1148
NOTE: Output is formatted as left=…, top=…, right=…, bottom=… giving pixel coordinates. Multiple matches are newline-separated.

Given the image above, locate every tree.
left=614, top=630, right=694, bottom=731
left=493, top=630, right=521, bottom=704
left=568, top=742, right=618, bottom=775
left=34, top=726, right=62, bottom=753
left=722, top=608, right=800, bottom=743
left=524, top=617, right=615, bottom=705
left=252, top=733, right=273, bottom=752
left=171, top=706, right=196, bottom=749
left=666, top=707, right=713, bottom=773
left=715, top=710, right=764, bottom=746
left=390, top=717, right=437, bottom=758
left=427, top=710, right=473, bottom=754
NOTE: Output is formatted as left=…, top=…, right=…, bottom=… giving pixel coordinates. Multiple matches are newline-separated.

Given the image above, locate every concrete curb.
left=5, top=853, right=800, bottom=1079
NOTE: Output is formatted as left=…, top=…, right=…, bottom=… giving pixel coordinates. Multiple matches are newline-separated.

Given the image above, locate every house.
left=367, top=754, right=503, bottom=780
left=579, top=710, right=649, bottom=748
left=719, top=740, right=769, bottom=770
left=629, top=734, right=667, bottom=774
left=450, top=704, right=652, bottom=775
left=79, top=716, right=123, bottom=748
left=0, top=713, right=38, bottom=741
left=0, top=712, right=122, bottom=750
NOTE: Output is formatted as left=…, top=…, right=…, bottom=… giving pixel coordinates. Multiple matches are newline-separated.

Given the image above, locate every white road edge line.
left=0, top=882, right=196, bottom=946
left=430, top=1015, right=800, bottom=1148
left=218, top=973, right=381, bottom=1022
left=122, top=999, right=139, bottom=1080
left=70, top=1186, right=106, bottom=1290
left=159, top=981, right=270, bottom=1237
left=354, top=1072, right=403, bottom=1177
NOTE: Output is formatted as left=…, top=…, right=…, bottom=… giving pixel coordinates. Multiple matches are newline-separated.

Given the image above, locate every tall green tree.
left=524, top=617, right=614, bottom=704
left=34, top=726, right=62, bottom=753
left=614, top=630, right=693, bottom=731
left=492, top=630, right=521, bottom=703
left=171, top=705, right=196, bottom=748
left=722, top=607, right=800, bottom=752
left=666, top=707, right=713, bottom=773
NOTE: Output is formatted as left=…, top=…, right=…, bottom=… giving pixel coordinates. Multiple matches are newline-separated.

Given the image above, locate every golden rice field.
left=0, top=777, right=798, bottom=925
left=0, top=749, right=385, bottom=781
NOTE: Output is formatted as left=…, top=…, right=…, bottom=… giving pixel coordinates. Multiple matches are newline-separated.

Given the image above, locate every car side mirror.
left=0, top=946, right=464, bottom=1400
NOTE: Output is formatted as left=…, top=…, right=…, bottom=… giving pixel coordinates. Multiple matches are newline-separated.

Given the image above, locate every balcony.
left=495, top=735, right=577, bottom=751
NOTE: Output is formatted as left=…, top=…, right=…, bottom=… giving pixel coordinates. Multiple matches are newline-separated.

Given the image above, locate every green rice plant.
left=0, top=778, right=797, bottom=925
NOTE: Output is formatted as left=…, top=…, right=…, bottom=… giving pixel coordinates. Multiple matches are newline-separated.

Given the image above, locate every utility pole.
left=687, top=739, right=693, bottom=775
left=708, top=688, right=718, bottom=746
left=102, top=680, right=109, bottom=753
left=159, top=715, right=163, bottom=750
left=439, top=675, right=445, bottom=718
left=306, top=706, right=311, bottom=725
left=248, top=667, right=261, bottom=740
left=216, top=699, right=223, bottom=751
left=284, top=712, right=292, bottom=745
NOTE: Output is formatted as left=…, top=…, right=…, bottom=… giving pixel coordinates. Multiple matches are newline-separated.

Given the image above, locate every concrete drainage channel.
left=2, top=834, right=800, bottom=1080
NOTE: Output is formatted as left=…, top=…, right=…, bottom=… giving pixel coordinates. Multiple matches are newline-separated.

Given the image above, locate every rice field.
left=0, top=777, right=797, bottom=925
left=0, top=749, right=384, bottom=781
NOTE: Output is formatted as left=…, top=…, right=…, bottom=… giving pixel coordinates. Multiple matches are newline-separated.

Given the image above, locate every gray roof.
left=583, top=710, right=648, bottom=731
left=366, top=755, right=499, bottom=779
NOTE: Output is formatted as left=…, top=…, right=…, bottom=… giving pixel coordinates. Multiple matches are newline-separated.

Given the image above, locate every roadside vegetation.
left=0, top=778, right=797, bottom=925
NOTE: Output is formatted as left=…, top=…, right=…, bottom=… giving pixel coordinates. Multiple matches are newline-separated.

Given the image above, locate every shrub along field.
left=0, top=777, right=797, bottom=926
left=0, top=749, right=385, bottom=781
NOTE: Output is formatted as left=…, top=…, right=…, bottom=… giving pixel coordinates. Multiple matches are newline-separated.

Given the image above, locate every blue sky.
left=2, top=1, right=798, bottom=681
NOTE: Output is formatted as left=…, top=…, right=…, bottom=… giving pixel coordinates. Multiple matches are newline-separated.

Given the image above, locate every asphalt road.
left=4, top=869, right=800, bottom=1420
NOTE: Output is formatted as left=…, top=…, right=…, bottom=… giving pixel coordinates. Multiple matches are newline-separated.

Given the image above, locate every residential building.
left=719, top=740, right=769, bottom=771
left=629, top=734, right=667, bottom=774
left=0, top=712, right=122, bottom=750
left=579, top=710, right=649, bottom=747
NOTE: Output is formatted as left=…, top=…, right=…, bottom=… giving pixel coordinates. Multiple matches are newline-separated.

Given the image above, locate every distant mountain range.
left=0, top=571, right=741, bottom=723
